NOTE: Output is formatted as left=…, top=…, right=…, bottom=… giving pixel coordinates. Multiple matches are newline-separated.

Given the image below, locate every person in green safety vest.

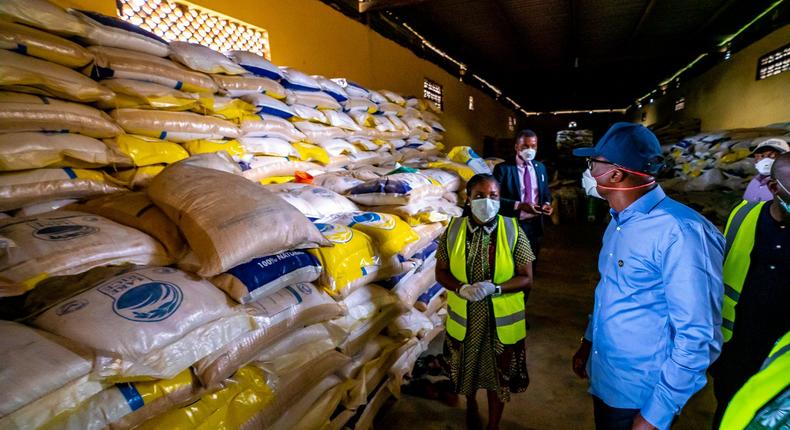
left=711, top=152, right=790, bottom=428
left=435, top=173, right=535, bottom=430
left=719, top=331, right=790, bottom=430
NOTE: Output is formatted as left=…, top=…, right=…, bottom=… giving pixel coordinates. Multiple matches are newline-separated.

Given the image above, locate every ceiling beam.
left=358, top=0, right=429, bottom=13
left=631, top=0, right=657, bottom=39
left=694, top=0, right=738, bottom=36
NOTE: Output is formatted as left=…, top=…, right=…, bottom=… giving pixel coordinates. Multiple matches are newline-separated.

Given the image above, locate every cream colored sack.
left=0, top=132, right=129, bottom=171
left=253, top=324, right=344, bottom=378
left=0, top=91, right=123, bottom=138
left=88, top=46, right=218, bottom=94
left=265, top=183, right=359, bottom=219
left=169, top=41, right=247, bottom=75
left=240, top=351, right=350, bottom=430
left=312, top=172, right=364, bottom=194
left=0, top=21, right=92, bottom=68
left=0, top=50, right=113, bottom=103
left=0, top=0, right=87, bottom=37
left=31, top=266, right=254, bottom=380
left=147, top=161, right=330, bottom=277
left=241, top=156, right=325, bottom=182
left=0, top=168, right=127, bottom=212
left=269, top=375, right=342, bottom=430
left=240, top=114, right=306, bottom=141
left=97, top=79, right=201, bottom=111
left=286, top=91, right=342, bottom=111
left=0, top=321, right=94, bottom=418
left=67, top=192, right=187, bottom=259
left=70, top=10, right=169, bottom=57
left=293, top=122, right=347, bottom=143
left=213, top=75, right=286, bottom=99
left=195, top=284, right=344, bottom=387
left=0, top=211, right=171, bottom=296
left=111, top=109, right=240, bottom=143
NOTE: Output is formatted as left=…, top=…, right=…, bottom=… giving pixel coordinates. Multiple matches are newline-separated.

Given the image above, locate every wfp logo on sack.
left=315, top=223, right=353, bottom=244
left=350, top=212, right=395, bottom=230
left=28, top=216, right=99, bottom=241
left=98, top=272, right=183, bottom=323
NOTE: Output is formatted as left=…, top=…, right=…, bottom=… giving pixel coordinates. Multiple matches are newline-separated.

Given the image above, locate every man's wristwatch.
left=493, top=285, right=502, bottom=296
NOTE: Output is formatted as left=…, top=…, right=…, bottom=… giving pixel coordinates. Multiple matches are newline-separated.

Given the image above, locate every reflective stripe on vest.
left=719, top=331, right=790, bottom=430
left=721, top=200, right=764, bottom=342
left=445, top=216, right=527, bottom=345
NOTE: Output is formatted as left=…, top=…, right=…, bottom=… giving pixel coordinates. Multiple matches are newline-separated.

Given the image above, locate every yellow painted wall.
left=56, top=0, right=516, bottom=152
left=632, top=24, right=790, bottom=131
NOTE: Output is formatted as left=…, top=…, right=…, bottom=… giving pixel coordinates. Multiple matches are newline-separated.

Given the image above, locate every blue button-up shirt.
left=584, top=186, right=725, bottom=430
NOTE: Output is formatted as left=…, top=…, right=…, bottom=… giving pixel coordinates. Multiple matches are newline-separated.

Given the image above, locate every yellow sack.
left=427, top=160, right=475, bottom=181
left=104, top=135, right=189, bottom=167
left=97, top=79, right=200, bottom=111
left=0, top=91, right=123, bottom=138
left=446, top=146, right=491, bottom=174
left=0, top=49, right=113, bottom=103
left=0, top=20, right=92, bottom=68
left=293, top=142, right=330, bottom=165
left=258, top=176, right=294, bottom=185
left=309, top=223, right=381, bottom=298
left=183, top=139, right=246, bottom=160
left=41, top=369, right=198, bottom=430
left=0, top=168, right=126, bottom=212
left=136, top=366, right=273, bottom=430
left=111, top=165, right=165, bottom=189
left=320, top=212, right=419, bottom=259
left=719, top=148, right=751, bottom=164
left=0, top=132, right=130, bottom=171
left=198, top=96, right=256, bottom=121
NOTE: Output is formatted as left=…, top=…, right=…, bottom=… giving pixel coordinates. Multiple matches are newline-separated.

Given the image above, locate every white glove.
left=472, top=281, right=497, bottom=299
left=457, top=284, right=476, bottom=301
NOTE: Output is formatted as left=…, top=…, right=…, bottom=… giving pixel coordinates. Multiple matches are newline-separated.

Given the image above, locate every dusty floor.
left=376, top=222, right=717, bottom=430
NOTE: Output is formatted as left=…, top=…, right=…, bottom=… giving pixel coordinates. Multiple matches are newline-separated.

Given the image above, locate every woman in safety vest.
left=435, top=173, right=535, bottom=430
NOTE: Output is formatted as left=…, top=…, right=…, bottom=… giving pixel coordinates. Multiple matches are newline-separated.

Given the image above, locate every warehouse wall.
left=56, top=0, right=517, bottom=152
left=630, top=24, right=790, bottom=131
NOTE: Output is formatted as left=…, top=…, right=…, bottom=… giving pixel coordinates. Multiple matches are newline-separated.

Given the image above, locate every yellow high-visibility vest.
left=720, top=331, right=790, bottom=429
left=445, top=215, right=527, bottom=345
left=722, top=200, right=766, bottom=342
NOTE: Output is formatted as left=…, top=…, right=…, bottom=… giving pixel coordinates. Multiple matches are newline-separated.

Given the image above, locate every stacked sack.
left=659, top=124, right=790, bottom=192
left=0, top=0, right=479, bottom=428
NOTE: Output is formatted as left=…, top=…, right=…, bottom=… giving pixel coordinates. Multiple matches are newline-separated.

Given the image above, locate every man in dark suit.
left=493, top=129, right=553, bottom=261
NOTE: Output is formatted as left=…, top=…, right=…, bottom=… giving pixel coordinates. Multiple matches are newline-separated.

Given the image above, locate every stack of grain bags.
left=659, top=123, right=790, bottom=192
left=0, top=0, right=481, bottom=428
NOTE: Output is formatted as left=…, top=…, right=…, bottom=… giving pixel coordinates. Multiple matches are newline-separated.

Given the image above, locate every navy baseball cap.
left=573, top=122, right=663, bottom=174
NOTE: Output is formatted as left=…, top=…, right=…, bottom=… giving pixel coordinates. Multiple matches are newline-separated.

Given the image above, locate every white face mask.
left=581, top=168, right=603, bottom=199
left=519, top=148, right=537, bottom=161
left=755, top=158, right=774, bottom=176
left=470, top=198, right=500, bottom=223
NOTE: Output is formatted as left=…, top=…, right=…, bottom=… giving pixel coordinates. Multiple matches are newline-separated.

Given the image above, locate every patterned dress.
left=438, top=216, right=534, bottom=402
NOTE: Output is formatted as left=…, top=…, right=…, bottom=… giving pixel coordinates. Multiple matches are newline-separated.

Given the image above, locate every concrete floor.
left=376, top=222, right=717, bottom=430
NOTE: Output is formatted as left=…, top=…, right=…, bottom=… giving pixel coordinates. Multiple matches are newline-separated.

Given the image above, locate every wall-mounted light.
left=721, top=43, right=733, bottom=60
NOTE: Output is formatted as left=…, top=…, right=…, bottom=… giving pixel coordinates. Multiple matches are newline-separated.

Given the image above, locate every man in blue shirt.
left=570, top=123, right=725, bottom=430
